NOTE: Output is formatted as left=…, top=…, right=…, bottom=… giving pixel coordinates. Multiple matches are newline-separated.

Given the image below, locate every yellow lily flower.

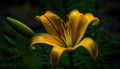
left=30, top=9, right=100, bottom=67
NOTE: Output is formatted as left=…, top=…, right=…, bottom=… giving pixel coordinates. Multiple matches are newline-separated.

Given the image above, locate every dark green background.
left=0, top=0, right=120, bottom=69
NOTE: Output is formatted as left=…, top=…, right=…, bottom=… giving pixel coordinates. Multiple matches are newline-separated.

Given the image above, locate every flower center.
left=57, top=18, right=73, bottom=48
left=65, top=32, right=73, bottom=48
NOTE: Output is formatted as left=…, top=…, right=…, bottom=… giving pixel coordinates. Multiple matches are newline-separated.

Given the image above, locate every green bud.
left=6, top=17, right=35, bottom=37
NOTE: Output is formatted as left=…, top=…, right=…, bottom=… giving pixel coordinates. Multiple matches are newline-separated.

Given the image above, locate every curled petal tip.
left=92, top=17, right=100, bottom=26
left=35, top=16, right=41, bottom=21
left=74, top=37, right=98, bottom=60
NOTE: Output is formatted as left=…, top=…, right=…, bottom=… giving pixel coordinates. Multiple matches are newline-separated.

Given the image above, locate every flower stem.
left=68, top=52, right=74, bottom=69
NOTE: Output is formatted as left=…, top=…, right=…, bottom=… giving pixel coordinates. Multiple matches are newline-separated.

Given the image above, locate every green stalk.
left=68, top=52, right=74, bottom=69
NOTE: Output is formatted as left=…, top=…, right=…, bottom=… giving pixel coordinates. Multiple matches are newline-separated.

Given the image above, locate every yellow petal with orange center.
left=31, top=9, right=100, bottom=67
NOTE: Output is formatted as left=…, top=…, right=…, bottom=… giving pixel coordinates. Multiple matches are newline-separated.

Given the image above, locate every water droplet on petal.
left=39, top=37, right=43, bottom=40
left=48, top=24, right=51, bottom=26
left=32, top=47, right=35, bottom=50
left=87, top=41, right=90, bottom=44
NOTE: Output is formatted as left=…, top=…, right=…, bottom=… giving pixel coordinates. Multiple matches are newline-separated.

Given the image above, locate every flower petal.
left=30, top=33, right=65, bottom=50
left=74, top=37, right=98, bottom=59
left=36, top=11, right=65, bottom=37
left=68, top=9, right=83, bottom=43
left=50, top=46, right=66, bottom=67
left=75, top=13, right=99, bottom=44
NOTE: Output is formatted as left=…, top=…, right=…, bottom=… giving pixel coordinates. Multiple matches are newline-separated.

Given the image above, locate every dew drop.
left=32, top=47, right=35, bottom=50
left=48, top=24, right=51, bottom=26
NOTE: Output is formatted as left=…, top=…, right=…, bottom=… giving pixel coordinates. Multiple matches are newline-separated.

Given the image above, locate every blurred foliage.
left=0, top=0, right=120, bottom=69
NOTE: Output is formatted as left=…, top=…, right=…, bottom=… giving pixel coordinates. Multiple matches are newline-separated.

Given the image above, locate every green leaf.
left=6, top=17, right=35, bottom=37
left=2, top=34, right=17, bottom=47
left=2, top=34, right=21, bottom=56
